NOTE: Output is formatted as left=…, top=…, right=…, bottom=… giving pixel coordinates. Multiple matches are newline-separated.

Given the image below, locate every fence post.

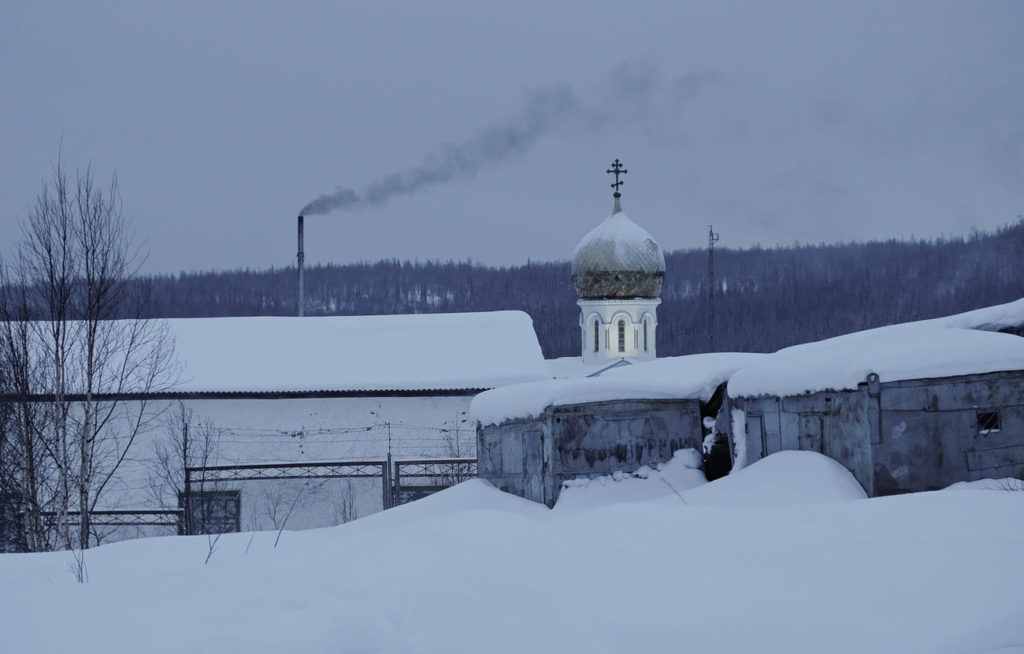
left=183, top=465, right=192, bottom=536
left=382, top=455, right=393, bottom=510
left=393, top=459, right=402, bottom=507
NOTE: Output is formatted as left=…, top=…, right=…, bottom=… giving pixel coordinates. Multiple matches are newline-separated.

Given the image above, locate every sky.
left=2, top=1, right=1023, bottom=274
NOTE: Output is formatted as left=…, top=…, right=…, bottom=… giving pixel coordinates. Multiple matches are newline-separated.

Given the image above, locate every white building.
left=0, top=311, right=547, bottom=546
left=142, top=310, right=547, bottom=462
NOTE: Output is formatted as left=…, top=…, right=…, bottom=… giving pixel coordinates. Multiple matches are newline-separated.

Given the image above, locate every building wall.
left=732, top=390, right=874, bottom=493
left=872, top=371, right=1024, bottom=494
left=729, top=370, right=1024, bottom=495
left=44, top=394, right=475, bottom=541
left=577, top=298, right=660, bottom=363
left=478, top=398, right=703, bottom=506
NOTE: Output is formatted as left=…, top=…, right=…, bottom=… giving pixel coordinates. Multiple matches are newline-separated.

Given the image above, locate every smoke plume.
left=300, top=65, right=716, bottom=216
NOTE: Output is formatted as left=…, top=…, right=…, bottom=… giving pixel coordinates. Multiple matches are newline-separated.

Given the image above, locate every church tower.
left=571, top=159, right=665, bottom=364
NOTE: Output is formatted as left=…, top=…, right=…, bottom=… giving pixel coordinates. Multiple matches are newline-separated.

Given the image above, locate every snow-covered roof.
left=728, top=297, right=1024, bottom=398
left=927, top=297, right=1024, bottom=332
left=169, top=310, right=547, bottom=394
left=544, top=356, right=633, bottom=379
left=472, top=353, right=766, bottom=426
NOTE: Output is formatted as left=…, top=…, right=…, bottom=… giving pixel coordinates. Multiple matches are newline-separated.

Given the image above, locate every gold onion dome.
left=571, top=194, right=665, bottom=300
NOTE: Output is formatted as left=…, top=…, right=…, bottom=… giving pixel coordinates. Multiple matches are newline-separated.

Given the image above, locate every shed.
left=726, top=306, right=1024, bottom=495
left=473, top=353, right=765, bottom=505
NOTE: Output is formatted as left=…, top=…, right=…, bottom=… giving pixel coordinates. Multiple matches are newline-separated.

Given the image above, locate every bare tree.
left=149, top=402, right=220, bottom=534
left=0, top=152, right=177, bottom=555
left=0, top=269, right=56, bottom=551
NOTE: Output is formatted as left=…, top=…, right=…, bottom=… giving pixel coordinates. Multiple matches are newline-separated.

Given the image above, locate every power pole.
left=708, top=225, right=719, bottom=352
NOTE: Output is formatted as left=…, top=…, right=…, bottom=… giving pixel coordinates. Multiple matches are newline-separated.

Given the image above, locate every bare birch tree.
left=0, top=153, right=177, bottom=553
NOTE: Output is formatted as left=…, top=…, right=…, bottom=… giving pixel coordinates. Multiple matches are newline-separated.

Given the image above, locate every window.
left=643, top=319, right=648, bottom=352
left=178, top=490, right=241, bottom=535
left=977, top=410, right=1001, bottom=433
left=593, top=319, right=600, bottom=352
left=618, top=319, right=626, bottom=353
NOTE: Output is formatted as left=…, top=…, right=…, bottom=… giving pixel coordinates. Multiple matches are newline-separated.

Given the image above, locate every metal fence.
left=0, top=502, right=184, bottom=552
left=182, top=457, right=477, bottom=535
left=0, top=457, right=477, bottom=551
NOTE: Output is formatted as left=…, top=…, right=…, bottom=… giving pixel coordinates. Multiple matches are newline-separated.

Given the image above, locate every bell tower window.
left=617, top=319, right=626, bottom=353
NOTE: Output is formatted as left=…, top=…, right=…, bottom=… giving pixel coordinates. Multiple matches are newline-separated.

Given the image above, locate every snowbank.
left=2, top=457, right=1023, bottom=654
left=472, top=352, right=765, bottom=425
left=682, top=451, right=868, bottom=506
left=944, top=478, right=1024, bottom=492
left=169, top=310, right=547, bottom=393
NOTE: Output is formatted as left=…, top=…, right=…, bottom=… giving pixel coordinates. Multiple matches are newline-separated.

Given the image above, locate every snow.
left=472, top=352, right=765, bottom=425
left=928, top=296, right=1024, bottom=332
left=545, top=355, right=632, bottom=378
left=683, top=451, right=868, bottom=505
left=601, top=352, right=766, bottom=392
left=727, top=296, right=1024, bottom=398
left=571, top=210, right=665, bottom=272
left=168, top=310, right=547, bottom=393
left=3, top=452, right=1023, bottom=653
left=729, top=325, right=1024, bottom=398
left=945, top=478, right=1024, bottom=492
left=555, top=448, right=707, bottom=510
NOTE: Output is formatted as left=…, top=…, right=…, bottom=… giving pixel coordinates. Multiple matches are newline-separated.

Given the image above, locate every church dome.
left=571, top=197, right=665, bottom=300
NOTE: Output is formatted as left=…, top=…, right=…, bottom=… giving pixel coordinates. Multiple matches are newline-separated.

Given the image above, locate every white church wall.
left=578, top=298, right=660, bottom=363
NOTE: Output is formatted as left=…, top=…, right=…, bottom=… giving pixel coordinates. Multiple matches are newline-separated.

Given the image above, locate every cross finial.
left=606, top=159, right=627, bottom=197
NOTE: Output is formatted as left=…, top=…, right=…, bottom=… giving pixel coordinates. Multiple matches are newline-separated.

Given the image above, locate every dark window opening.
left=618, top=320, right=626, bottom=353
left=178, top=490, right=241, bottom=535
left=593, top=319, right=600, bottom=352
left=977, top=410, right=1001, bottom=432
left=643, top=320, right=648, bottom=352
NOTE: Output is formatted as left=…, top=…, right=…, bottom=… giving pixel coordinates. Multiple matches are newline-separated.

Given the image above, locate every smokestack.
left=297, top=215, right=304, bottom=317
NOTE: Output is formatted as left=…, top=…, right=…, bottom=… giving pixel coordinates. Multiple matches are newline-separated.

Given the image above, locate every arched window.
left=593, top=319, right=600, bottom=352
left=643, top=319, right=648, bottom=352
left=618, top=319, right=626, bottom=353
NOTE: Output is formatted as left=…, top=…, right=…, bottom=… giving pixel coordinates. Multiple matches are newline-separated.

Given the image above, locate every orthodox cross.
left=606, top=159, right=627, bottom=196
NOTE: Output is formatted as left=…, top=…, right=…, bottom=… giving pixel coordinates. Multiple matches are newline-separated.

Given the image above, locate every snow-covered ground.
left=2, top=451, right=1022, bottom=653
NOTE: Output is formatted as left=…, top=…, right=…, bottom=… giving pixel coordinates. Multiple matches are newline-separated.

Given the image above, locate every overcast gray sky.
left=2, top=1, right=1022, bottom=273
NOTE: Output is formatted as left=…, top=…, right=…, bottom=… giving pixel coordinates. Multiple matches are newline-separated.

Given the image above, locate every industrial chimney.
left=297, top=215, right=304, bottom=317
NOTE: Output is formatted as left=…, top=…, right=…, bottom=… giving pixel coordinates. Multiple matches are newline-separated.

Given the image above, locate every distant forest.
left=141, top=220, right=1024, bottom=359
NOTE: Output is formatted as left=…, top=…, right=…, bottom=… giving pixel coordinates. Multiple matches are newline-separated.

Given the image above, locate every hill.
left=141, top=220, right=1024, bottom=358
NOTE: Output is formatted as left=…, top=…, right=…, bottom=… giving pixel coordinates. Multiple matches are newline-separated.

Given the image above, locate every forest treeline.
left=139, top=220, right=1024, bottom=359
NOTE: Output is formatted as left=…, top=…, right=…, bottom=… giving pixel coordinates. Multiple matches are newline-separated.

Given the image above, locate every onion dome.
left=571, top=194, right=665, bottom=300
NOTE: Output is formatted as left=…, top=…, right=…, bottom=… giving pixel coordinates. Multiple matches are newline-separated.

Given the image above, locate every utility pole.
left=708, top=225, right=719, bottom=352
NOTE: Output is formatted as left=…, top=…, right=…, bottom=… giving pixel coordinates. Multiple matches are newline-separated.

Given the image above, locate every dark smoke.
left=300, top=65, right=717, bottom=216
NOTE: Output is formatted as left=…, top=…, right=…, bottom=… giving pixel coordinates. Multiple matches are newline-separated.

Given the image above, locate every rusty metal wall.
left=478, top=398, right=703, bottom=506
left=729, top=370, right=1024, bottom=496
